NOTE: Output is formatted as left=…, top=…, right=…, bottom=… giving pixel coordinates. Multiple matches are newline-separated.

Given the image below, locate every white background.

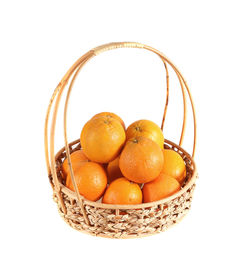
left=1, top=1, right=250, bottom=273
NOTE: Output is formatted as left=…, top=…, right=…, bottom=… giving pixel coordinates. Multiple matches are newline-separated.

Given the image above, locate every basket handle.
left=44, top=42, right=196, bottom=223
left=44, top=50, right=95, bottom=222
left=92, top=42, right=196, bottom=157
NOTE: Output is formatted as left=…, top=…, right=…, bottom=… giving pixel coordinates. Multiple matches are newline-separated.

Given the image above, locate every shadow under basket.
left=45, top=42, right=198, bottom=239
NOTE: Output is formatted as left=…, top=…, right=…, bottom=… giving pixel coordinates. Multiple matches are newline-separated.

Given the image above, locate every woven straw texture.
left=45, top=42, right=198, bottom=238
left=51, top=139, right=196, bottom=239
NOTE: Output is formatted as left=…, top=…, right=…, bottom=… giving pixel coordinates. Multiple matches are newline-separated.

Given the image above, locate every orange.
left=62, top=150, right=88, bottom=179
left=102, top=177, right=142, bottom=205
left=119, top=136, right=164, bottom=183
left=142, top=173, right=181, bottom=203
left=80, top=116, right=126, bottom=163
left=162, top=149, right=186, bottom=184
left=107, top=156, right=123, bottom=183
left=92, top=112, right=125, bottom=130
left=126, top=119, right=164, bottom=148
left=66, top=162, right=107, bottom=201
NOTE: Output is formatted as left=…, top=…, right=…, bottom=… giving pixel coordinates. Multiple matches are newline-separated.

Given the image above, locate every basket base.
left=53, top=182, right=195, bottom=239
left=61, top=207, right=190, bottom=239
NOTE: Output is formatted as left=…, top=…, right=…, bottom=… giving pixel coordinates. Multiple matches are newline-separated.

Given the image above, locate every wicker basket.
left=44, top=42, right=197, bottom=239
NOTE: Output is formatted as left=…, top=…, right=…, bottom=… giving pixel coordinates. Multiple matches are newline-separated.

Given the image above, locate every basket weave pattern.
left=52, top=139, right=196, bottom=238
left=45, top=42, right=198, bottom=238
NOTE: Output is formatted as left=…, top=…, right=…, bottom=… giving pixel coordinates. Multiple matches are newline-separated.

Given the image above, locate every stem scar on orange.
left=142, top=173, right=181, bottom=203
left=61, top=150, right=89, bottom=179
left=162, top=149, right=186, bottom=184
left=80, top=116, right=126, bottom=163
left=66, top=162, right=107, bottom=201
left=102, top=177, right=142, bottom=205
left=126, top=119, right=164, bottom=148
left=119, top=136, right=164, bottom=183
left=92, top=112, right=126, bottom=130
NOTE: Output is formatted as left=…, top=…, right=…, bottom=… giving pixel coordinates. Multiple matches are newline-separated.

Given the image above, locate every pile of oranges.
left=62, top=112, right=186, bottom=205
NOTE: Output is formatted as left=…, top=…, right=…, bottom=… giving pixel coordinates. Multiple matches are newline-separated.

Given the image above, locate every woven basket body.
left=53, top=139, right=196, bottom=238
left=45, top=42, right=197, bottom=238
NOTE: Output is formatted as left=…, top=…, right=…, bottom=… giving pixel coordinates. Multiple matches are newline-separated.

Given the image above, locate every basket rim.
left=56, top=138, right=197, bottom=210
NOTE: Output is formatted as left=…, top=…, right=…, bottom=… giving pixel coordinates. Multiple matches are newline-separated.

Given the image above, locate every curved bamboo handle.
left=93, top=42, right=196, bottom=156
left=44, top=50, right=95, bottom=218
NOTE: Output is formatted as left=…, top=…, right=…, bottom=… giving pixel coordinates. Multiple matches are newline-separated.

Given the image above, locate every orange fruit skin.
left=92, top=112, right=125, bottom=130
left=102, top=177, right=142, bottom=205
left=126, top=120, right=164, bottom=148
left=66, top=162, right=107, bottom=201
left=142, top=173, right=181, bottom=203
left=80, top=116, right=126, bottom=163
left=62, top=150, right=89, bottom=179
left=162, top=149, right=186, bottom=184
left=119, top=136, right=164, bottom=183
left=107, top=157, right=123, bottom=183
